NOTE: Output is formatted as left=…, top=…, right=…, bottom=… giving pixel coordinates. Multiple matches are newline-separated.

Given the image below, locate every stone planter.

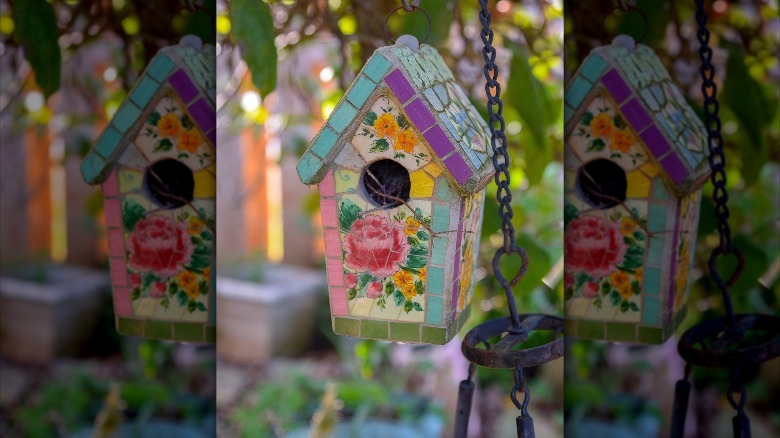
left=216, top=264, right=326, bottom=365
left=0, top=264, right=110, bottom=364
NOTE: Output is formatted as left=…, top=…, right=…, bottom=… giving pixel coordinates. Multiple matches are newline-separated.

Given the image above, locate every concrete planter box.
left=216, top=264, right=326, bottom=365
left=0, top=264, right=110, bottom=364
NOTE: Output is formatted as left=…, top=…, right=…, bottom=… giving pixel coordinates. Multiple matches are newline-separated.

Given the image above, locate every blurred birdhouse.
left=81, top=36, right=216, bottom=343
left=563, top=36, right=710, bottom=343
left=297, top=36, right=494, bottom=344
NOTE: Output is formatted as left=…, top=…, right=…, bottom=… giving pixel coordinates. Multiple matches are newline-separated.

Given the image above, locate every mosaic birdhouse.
left=297, top=35, right=494, bottom=344
left=80, top=36, right=216, bottom=343
left=562, top=36, right=710, bottom=343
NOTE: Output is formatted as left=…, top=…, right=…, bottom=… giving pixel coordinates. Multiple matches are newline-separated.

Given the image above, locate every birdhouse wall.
left=101, top=93, right=216, bottom=343
left=563, top=91, right=692, bottom=343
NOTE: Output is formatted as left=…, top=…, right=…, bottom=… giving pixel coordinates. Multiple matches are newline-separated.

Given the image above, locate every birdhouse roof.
left=565, top=36, right=711, bottom=194
left=297, top=36, right=495, bottom=195
left=80, top=36, right=216, bottom=185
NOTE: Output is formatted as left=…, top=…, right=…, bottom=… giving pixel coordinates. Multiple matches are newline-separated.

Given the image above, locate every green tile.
left=311, top=126, right=339, bottom=158
left=173, top=322, right=203, bottom=342
left=296, top=152, right=322, bottom=183
left=457, top=306, right=472, bottom=332
left=426, top=266, right=444, bottom=295
left=672, top=307, right=687, bottom=333
left=363, top=54, right=392, bottom=82
left=425, top=295, right=443, bottom=324
left=389, top=322, right=420, bottom=342
left=95, top=127, right=122, bottom=158
left=346, top=75, right=376, bottom=108
left=637, top=326, right=663, bottom=344
left=643, top=267, right=661, bottom=295
left=432, top=204, right=450, bottom=233
left=648, top=204, right=667, bottom=232
left=327, top=102, right=358, bottom=134
left=147, top=53, right=175, bottom=81
left=579, top=54, right=608, bottom=82
left=564, top=318, right=577, bottom=337
left=436, top=180, right=452, bottom=201
left=81, top=153, right=107, bottom=184
left=112, top=103, right=142, bottom=133
left=205, top=325, right=217, bottom=343
left=144, top=320, right=172, bottom=339
left=565, top=76, right=591, bottom=108
left=606, top=322, right=637, bottom=342
left=421, top=326, right=447, bottom=344
left=360, top=320, right=388, bottom=339
left=117, top=317, right=143, bottom=337
left=430, top=237, right=447, bottom=265
left=642, top=296, right=660, bottom=326
left=130, top=75, right=160, bottom=108
left=334, top=317, right=360, bottom=337
left=576, top=320, right=605, bottom=339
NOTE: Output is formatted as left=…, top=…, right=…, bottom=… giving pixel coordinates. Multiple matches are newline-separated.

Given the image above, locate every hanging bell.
left=297, top=33, right=495, bottom=344
left=562, top=35, right=710, bottom=343
left=80, top=35, right=217, bottom=343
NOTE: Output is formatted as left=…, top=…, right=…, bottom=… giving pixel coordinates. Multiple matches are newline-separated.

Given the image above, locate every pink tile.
left=113, top=286, right=133, bottom=316
left=324, top=229, right=342, bottom=257
left=104, top=198, right=122, bottom=227
left=102, top=171, right=120, bottom=197
left=320, top=170, right=336, bottom=197
left=320, top=198, right=338, bottom=228
left=326, top=257, right=345, bottom=286
left=107, top=230, right=126, bottom=257
left=110, top=257, right=128, bottom=286
left=330, top=287, right=349, bottom=316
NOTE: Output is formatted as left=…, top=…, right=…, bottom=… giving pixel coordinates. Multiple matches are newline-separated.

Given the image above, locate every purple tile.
left=660, top=154, right=688, bottom=186
left=640, top=125, right=671, bottom=159
left=601, top=69, right=631, bottom=103
left=207, top=128, right=216, bottom=146
left=621, top=98, right=652, bottom=131
left=404, top=98, right=435, bottom=131
left=189, top=98, right=216, bottom=133
left=444, top=154, right=472, bottom=185
left=423, top=125, right=455, bottom=158
left=168, top=69, right=198, bottom=103
left=385, top=69, right=415, bottom=104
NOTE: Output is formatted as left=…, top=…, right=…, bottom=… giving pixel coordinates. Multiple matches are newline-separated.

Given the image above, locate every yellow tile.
left=119, top=169, right=143, bottom=193
left=193, top=169, right=216, bottom=198
left=626, top=170, right=651, bottom=198
left=639, top=161, right=659, bottom=178
left=423, top=162, right=443, bottom=178
left=410, top=169, right=435, bottom=198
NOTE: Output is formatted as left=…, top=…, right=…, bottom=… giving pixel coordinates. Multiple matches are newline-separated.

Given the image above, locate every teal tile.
left=95, top=127, right=122, bottom=158
left=144, top=320, right=172, bottom=339
left=311, top=126, right=339, bottom=158
left=431, top=237, right=447, bottom=265
left=389, top=322, right=420, bottom=342
left=647, top=236, right=664, bottom=266
left=648, top=204, right=667, bottom=232
left=112, top=103, right=142, bottom=133
left=346, top=75, right=376, bottom=108
left=147, top=54, right=175, bottom=81
left=565, top=76, right=591, bottom=108
left=130, top=75, right=160, bottom=108
left=360, top=320, right=388, bottom=339
left=81, top=153, right=107, bottom=184
left=432, top=204, right=450, bottom=233
left=643, top=267, right=661, bottom=295
left=564, top=103, right=575, bottom=124
left=427, top=267, right=445, bottom=296
left=363, top=54, right=392, bottom=82
left=426, top=296, right=443, bottom=325
left=436, top=180, right=451, bottom=201
left=579, top=54, right=608, bottom=82
left=653, top=180, right=671, bottom=200
left=642, top=296, right=660, bottom=326
left=327, top=103, right=358, bottom=134
left=296, top=153, right=322, bottom=183
left=173, top=322, right=203, bottom=342
left=334, top=317, right=360, bottom=336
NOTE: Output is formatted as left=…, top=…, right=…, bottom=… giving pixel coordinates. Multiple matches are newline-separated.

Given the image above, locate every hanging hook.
left=400, top=0, right=420, bottom=13
left=384, top=4, right=432, bottom=44
left=509, top=365, right=531, bottom=415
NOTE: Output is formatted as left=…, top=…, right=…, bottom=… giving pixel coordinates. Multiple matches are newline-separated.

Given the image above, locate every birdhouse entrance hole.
left=577, top=158, right=627, bottom=209
left=362, top=159, right=411, bottom=208
left=144, top=158, right=195, bottom=209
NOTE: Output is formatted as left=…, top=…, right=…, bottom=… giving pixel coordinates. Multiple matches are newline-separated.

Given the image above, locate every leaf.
left=396, top=114, right=410, bottom=129
left=370, top=138, right=390, bottom=152
left=142, top=273, right=157, bottom=290
left=405, top=256, right=427, bottom=269
left=415, top=280, right=425, bottom=295
left=347, top=288, right=357, bottom=300
left=201, top=231, right=214, bottom=241
left=338, top=199, right=362, bottom=232
left=198, top=280, right=209, bottom=295
left=416, top=231, right=429, bottom=241
left=181, top=114, right=194, bottom=129
left=147, top=111, right=161, bottom=126
left=507, top=42, right=551, bottom=151
left=168, top=282, right=177, bottom=296
left=160, top=297, right=170, bottom=308
left=574, top=273, right=590, bottom=290
left=407, top=236, right=419, bottom=246
left=187, top=300, right=197, bottom=313
left=196, top=302, right=207, bottom=311
left=613, top=115, right=626, bottom=129
left=633, top=231, right=645, bottom=241
left=620, top=300, right=629, bottom=313
left=363, top=110, right=378, bottom=126
left=586, top=138, right=606, bottom=152
left=154, top=138, right=173, bottom=152
left=580, top=111, right=594, bottom=126
left=231, top=0, right=277, bottom=96
left=13, top=0, right=61, bottom=97
left=189, top=254, right=211, bottom=271
left=177, top=290, right=189, bottom=306
left=384, top=282, right=394, bottom=296
left=600, top=281, right=611, bottom=296
left=413, top=302, right=423, bottom=311
left=131, top=288, right=141, bottom=300
left=122, top=199, right=146, bottom=231
left=393, top=290, right=405, bottom=306
left=631, top=280, right=641, bottom=296
left=357, top=273, right=375, bottom=297
left=609, top=290, right=621, bottom=306
left=403, top=300, right=413, bottom=313
left=564, top=202, right=579, bottom=228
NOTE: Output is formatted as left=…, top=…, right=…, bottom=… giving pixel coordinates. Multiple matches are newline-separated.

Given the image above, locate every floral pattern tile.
left=457, top=190, right=485, bottom=311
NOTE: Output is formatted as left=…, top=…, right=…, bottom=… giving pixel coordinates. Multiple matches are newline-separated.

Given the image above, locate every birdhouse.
left=80, top=36, right=216, bottom=343
left=562, top=36, right=710, bottom=343
left=297, top=35, right=494, bottom=344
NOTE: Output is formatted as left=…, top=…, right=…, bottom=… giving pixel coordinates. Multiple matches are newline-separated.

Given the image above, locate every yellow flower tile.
left=409, top=170, right=434, bottom=198
left=335, top=169, right=359, bottom=193
left=193, top=169, right=216, bottom=198
left=626, top=170, right=651, bottom=198
left=119, top=169, right=143, bottom=193
left=423, top=162, right=442, bottom=178
left=638, top=161, right=659, bottom=178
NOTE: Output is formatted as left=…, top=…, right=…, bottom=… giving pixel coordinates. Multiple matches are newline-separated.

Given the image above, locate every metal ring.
left=461, top=315, right=564, bottom=369
left=384, top=5, right=432, bottom=44
left=601, top=4, right=648, bottom=44
left=171, top=2, right=216, bottom=42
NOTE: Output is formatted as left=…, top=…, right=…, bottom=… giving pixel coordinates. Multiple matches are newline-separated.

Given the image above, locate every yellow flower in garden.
left=619, top=217, right=637, bottom=235
left=393, top=270, right=414, bottom=287
left=188, top=217, right=204, bottom=235
left=590, top=113, right=615, bottom=138
left=418, top=267, right=426, bottom=282
left=610, top=270, right=631, bottom=299
left=202, top=267, right=211, bottom=282
left=611, top=129, right=634, bottom=153
left=394, top=129, right=417, bottom=153
left=177, top=270, right=199, bottom=299
left=404, top=216, right=420, bottom=235
left=374, top=113, right=399, bottom=139
left=158, top=113, right=182, bottom=138
left=178, top=129, right=201, bottom=153
left=635, top=268, right=643, bottom=283
left=401, top=283, right=416, bottom=300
